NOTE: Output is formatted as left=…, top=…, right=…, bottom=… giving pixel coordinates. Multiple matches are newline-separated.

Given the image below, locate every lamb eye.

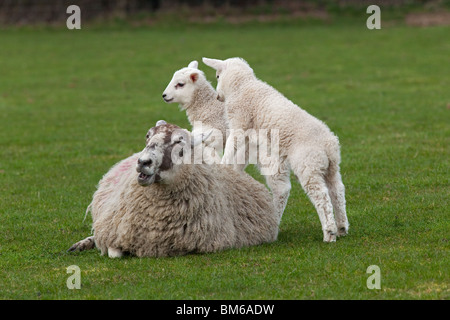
left=216, top=75, right=219, bottom=79
left=177, top=83, right=184, bottom=88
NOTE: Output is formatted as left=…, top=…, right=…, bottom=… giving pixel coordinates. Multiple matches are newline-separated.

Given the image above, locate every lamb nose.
left=162, top=94, right=166, bottom=98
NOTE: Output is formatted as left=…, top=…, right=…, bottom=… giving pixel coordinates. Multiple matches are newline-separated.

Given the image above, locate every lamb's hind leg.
left=292, top=151, right=337, bottom=242
left=68, top=236, right=95, bottom=252
left=301, top=173, right=337, bottom=242
left=326, top=168, right=349, bottom=237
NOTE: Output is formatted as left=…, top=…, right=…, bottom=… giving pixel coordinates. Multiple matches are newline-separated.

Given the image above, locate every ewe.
left=163, top=60, right=228, bottom=163
left=69, top=121, right=278, bottom=257
left=203, top=57, right=349, bottom=242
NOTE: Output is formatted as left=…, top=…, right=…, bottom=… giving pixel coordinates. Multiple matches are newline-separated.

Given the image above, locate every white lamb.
left=69, top=120, right=278, bottom=257
left=162, top=60, right=228, bottom=163
left=203, top=57, right=349, bottom=242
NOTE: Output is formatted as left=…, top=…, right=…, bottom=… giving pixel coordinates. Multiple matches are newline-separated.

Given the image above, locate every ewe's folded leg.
left=68, top=236, right=95, bottom=252
left=107, top=247, right=123, bottom=258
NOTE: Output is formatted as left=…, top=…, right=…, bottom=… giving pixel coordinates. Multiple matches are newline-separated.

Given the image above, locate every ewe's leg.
left=107, top=247, right=123, bottom=258
left=326, top=169, right=349, bottom=237
left=68, top=236, right=95, bottom=252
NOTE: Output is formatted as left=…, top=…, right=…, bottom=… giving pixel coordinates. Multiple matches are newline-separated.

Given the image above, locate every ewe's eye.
left=176, top=83, right=185, bottom=88
left=175, top=136, right=183, bottom=144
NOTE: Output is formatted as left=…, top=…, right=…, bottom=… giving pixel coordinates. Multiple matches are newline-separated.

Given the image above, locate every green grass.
left=0, top=21, right=448, bottom=300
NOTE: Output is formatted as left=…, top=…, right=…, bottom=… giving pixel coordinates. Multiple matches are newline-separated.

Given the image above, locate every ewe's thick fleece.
left=88, top=154, right=278, bottom=257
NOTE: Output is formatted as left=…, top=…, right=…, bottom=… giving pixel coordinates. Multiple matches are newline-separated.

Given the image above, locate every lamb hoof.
left=108, top=248, right=123, bottom=258
left=323, top=231, right=337, bottom=243
left=337, top=226, right=349, bottom=237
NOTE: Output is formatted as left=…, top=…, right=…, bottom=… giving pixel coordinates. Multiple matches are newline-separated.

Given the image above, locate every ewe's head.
left=162, top=61, right=205, bottom=107
left=136, top=120, right=210, bottom=186
left=202, top=57, right=254, bottom=102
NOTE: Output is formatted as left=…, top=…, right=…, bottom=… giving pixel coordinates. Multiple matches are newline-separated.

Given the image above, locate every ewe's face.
left=162, top=68, right=200, bottom=107
left=136, top=123, right=190, bottom=186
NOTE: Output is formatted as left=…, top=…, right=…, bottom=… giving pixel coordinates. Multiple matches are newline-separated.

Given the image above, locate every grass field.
left=0, top=18, right=449, bottom=300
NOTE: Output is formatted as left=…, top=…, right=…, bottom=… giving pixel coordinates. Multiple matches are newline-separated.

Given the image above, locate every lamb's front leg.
left=221, top=135, right=234, bottom=165
left=68, top=236, right=96, bottom=252
left=221, top=128, right=247, bottom=172
left=265, top=171, right=291, bottom=224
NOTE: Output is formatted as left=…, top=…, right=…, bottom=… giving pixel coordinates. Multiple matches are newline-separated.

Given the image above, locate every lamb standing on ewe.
left=162, top=60, right=228, bottom=163
left=69, top=120, right=278, bottom=258
left=203, top=57, right=349, bottom=243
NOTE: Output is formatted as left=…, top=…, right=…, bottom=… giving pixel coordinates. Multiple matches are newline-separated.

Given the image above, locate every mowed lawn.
left=0, top=21, right=448, bottom=300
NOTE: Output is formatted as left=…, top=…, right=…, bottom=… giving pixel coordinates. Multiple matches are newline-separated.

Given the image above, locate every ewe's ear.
left=172, top=129, right=190, bottom=145
left=156, top=120, right=167, bottom=126
left=190, top=73, right=199, bottom=83
left=202, top=57, right=225, bottom=71
left=190, top=129, right=213, bottom=147
left=188, top=60, right=198, bottom=69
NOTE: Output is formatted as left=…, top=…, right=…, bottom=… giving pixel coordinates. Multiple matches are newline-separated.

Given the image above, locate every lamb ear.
left=190, top=72, right=199, bottom=83
left=156, top=120, right=167, bottom=126
left=202, top=57, right=224, bottom=71
left=187, top=60, right=198, bottom=69
left=191, top=129, right=213, bottom=147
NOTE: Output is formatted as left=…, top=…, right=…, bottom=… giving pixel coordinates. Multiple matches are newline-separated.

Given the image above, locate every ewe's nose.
left=138, top=157, right=152, bottom=167
left=162, top=93, right=167, bottom=99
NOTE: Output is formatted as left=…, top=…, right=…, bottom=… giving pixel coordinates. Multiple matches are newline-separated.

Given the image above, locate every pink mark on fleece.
left=106, top=155, right=140, bottom=185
